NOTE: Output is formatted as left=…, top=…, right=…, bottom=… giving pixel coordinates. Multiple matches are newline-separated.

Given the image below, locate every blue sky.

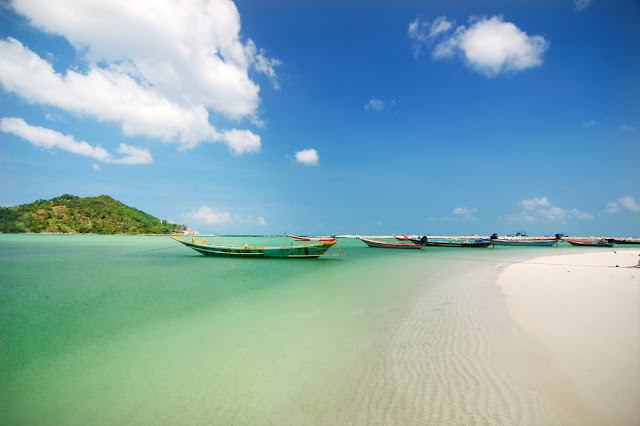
left=1, top=0, right=638, bottom=236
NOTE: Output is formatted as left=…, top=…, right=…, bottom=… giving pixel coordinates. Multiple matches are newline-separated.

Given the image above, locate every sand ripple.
left=332, top=261, right=558, bottom=425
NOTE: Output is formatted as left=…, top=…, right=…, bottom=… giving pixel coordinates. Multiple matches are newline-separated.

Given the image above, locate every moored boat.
left=564, top=239, right=614, bottom=247
left=605, top=238, right=640, bottom=245
left=393, top=235, right=412, bottom=241
left=285, top=233, right=336, bottom=242
left=490, top=239, right=559, bottom=247
left=358, top=236, right=424, bottom=249
left=410, top=238, right=492, bottom=248
left=489, top=233, right=559, bottom=247
left=172, top=236, right=338, bottom=258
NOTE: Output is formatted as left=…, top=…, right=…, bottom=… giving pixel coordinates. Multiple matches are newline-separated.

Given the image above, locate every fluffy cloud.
left=294, top=148, right=319, bottom=166
left=615, top=196, right=640, bottom=212
left=221, top=129, right=262, bottom=156
left=409, top=15, right=548, bottom=77
left=365, top=98, right=385, bottom=111
left=606, top=196, right=640, bottom=214
left=0, top=0, right=277, bottom=154
left=408, top=16, right=454, bottom=57
left=519, top=197, right=551, bottom=210
left=509, top=197, right=593, bottom=223
left=453, top=207, right=477, bottom=219
left=573, top=0, right=593, bottom=11
left=0, top=117, right=152, bottom=164
left=185, top=206, right=267, bottom=226
left=185, top=206, right=233, bottom=225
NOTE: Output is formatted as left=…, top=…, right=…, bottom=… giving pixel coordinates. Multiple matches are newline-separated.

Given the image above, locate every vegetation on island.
left=0, top=194, right=187, bottom=234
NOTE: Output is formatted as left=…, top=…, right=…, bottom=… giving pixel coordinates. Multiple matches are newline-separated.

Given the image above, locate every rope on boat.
left=322, top=240, right=345, bottom=257
left=136, top=245, right=181, bottom=253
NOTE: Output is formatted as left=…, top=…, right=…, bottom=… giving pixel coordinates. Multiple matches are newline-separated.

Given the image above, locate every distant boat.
left=394, top=235, right=412, bottom=241
left=172, top=236, right=337, bottom=258
left=409, top=237, right=492, bottom=248
left=490, top=239, right=559, bottom=247
left=564, top=239, right=614, bottom=247
left=489, top=233, right=559, bottom=247
left=358, top=236, right=424, bottom=249
left=285, top=233, right=336, bottom=242
left=605, top=238, right=640, bottom=245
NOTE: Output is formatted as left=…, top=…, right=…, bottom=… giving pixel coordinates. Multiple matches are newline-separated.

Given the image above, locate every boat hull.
left=605, top=239, right=640, bottom=245
left=285, top=233, right=336, bottom=242
left=418, top=241, right=492, bottom=248
left=491, top=240, right=558, bottom=247
left=172, top=237, right=336, bottom=258
left=565, top=239, right=614, bottom=247
left=358, top=237, right=424, bottom=249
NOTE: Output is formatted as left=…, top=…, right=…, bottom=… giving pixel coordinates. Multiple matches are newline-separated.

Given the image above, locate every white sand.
left=498, top=250, right=640, bottom=425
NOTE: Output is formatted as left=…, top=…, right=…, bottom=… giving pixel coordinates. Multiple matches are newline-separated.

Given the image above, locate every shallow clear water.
left=0, top=235, right=621, bottom=424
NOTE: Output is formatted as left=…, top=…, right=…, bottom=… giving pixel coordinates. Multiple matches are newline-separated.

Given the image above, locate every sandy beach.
left=498, top=250, right=640, bottom=425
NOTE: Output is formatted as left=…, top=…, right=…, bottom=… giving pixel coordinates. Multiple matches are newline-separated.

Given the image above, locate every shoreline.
left=497, top=250, right=640, bottom=424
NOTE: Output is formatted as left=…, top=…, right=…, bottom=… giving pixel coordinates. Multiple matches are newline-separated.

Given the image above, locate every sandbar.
left=498, top=250, right=640, bottom=425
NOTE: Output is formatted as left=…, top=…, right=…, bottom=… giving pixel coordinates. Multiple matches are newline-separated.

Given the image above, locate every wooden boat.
left=285, top=233, right=336, bottom=242
left=394, top=235, right=412, bottom=241
left=564, top=239, right=614, bottom=247
left=358, top=236, right=424, bottom=249
left=489, top=233, right=559, bottom=247
left=172, top=236, right=337, bottom=258
left=605, top=238, right=640, bottom=245
left=490, top=239, right=558, bottom=247
left=409, top=237, right=492, bottom=248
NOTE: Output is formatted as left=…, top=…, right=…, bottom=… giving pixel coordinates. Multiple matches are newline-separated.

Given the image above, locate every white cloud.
left=245, top=39, right=281, bottom=90
left=1, top=117, right=152, bottom=164
left=408, top=16, right=454, bottom=57
left=537, top=207, right=567, bottom=221
left=519, top=197, right=551, bottom=210
left=570, top=208, right=594, bottom=220
left=186, top=206, right=232, bottom=225
left=365, top=98, right=385, bottom=111
left=221, top=129, right=261, bottom=156
left=257, top=217, right=267, bottom=226
left=410, top=15, right=548, bottom=77
left=605, top=202, right=620, bottom=213
left=508, top=197, right=593, bottom=223
left=619, top=196, right=640, bottom=212
left=453, top=207, right=477, bottom=219
left=0, top=0, right=278, bottom=154
left=573, top=0, right=593, bottom=12
left=294, top=148, right=319, bottom=166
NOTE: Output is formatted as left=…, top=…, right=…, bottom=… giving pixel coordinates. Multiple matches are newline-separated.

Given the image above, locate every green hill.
left=0, top=194, right=187, bottom=234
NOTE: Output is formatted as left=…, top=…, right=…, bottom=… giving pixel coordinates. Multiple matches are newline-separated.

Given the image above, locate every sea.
left=0, top=234, right=629, bottom=424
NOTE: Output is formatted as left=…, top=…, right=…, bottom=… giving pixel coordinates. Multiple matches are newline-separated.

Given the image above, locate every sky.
left=0, top=0, right=639, bottom=237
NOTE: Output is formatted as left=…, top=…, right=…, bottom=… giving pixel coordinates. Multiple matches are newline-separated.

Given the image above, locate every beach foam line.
left=498, top=250, right=640, bottom=425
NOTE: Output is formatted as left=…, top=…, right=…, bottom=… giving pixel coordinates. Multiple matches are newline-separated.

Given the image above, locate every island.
left=0, top=194, right=194, bottom=235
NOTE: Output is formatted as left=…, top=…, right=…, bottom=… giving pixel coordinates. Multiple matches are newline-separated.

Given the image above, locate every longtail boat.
left=490, top=239, right=558, bottom=247
left=285, top=233, right=336, bottom=242
left=358, top=236, right=424, bottom=249
left=564, top=239, right=614, bottom=247
left=409, top=237, right=492, bottom=248
left=489, top=233, right=559, bottom=247
left=172, top=236, right=337, bottom=258
left=605, top=238, right=640, bottom=245
left=394, top=235, right=412, bottom=241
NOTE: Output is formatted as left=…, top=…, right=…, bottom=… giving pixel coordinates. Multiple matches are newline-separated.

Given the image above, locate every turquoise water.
left=1, top=235, right=627, bottom=424
left=0, top=235, right=435, bottom=424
